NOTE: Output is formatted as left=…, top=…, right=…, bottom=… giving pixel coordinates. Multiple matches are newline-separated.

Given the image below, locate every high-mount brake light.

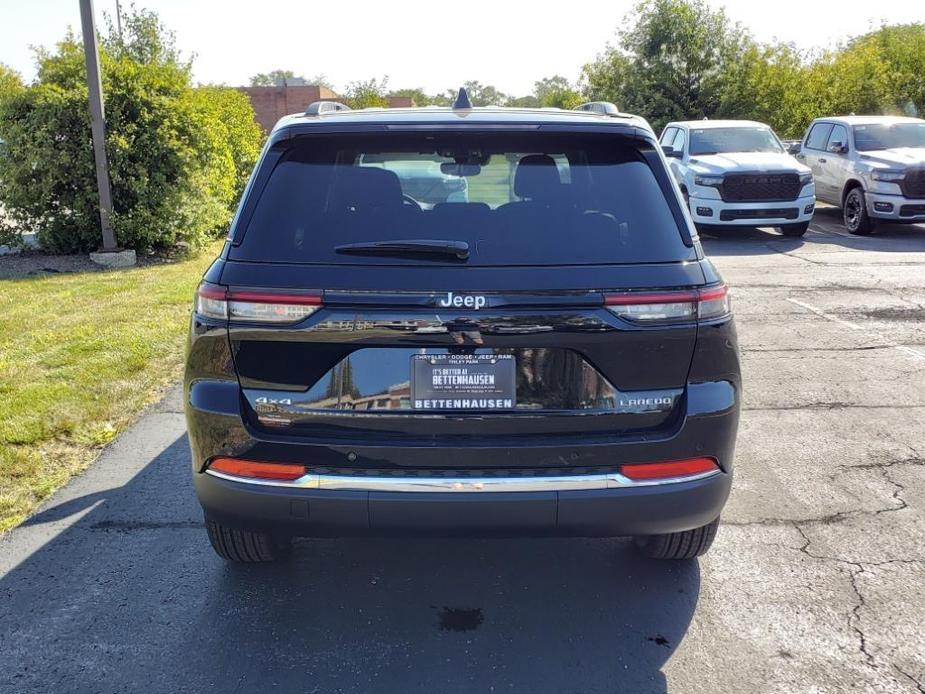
left=605, top=285, right=729, bottom=323
left=195, top=283, right=322, bottom=323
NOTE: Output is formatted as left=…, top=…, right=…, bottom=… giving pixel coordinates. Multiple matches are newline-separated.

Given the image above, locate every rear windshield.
left=230, top=132, right=692, bottom=266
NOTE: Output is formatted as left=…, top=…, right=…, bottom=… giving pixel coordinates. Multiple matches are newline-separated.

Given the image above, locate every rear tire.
left=206, top=518, right=292, bottom=562
left=633, top=517, right=720, bottom=559
left=843, top=187, right=874, bottom=235
left=780, top=222, right=809, bottom=237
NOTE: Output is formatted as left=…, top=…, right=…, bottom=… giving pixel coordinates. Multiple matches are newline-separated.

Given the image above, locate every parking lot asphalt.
left=1, top=207, right=924, bottom=694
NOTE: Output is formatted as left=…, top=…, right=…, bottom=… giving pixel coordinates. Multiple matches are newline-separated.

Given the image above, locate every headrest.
left=331, top=166, right=403, bottom=211
left=513, top=154, right=562, bottom=200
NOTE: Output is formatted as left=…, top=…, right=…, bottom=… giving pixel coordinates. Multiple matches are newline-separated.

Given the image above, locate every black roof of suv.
left=184, top=94, right=740, bottom=563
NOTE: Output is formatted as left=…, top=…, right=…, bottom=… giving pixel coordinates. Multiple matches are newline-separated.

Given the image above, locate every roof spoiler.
left=305, top=101, right=351, bottom=116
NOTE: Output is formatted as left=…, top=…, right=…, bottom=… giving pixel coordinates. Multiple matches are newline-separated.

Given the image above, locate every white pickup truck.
left=660, top=120, right=815, bottom=237
left=794, top=116, right=925, bottom=234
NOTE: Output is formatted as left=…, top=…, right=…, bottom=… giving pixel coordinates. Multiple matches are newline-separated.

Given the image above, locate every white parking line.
left=787, top=298, right=925, bottom=361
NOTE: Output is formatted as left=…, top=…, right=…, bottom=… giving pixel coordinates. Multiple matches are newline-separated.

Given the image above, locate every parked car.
left=184, top=94, right=741, bottom=562
left=795, top=116, right=925, bottom=234
left=660, top=120, right=815, bottom=237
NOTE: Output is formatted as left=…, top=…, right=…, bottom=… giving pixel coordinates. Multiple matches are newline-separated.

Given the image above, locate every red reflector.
left=621, top=457, right=719, bottom=481
left=227, top=291, right=322, bottom=305
left=209, top=457, right=306, bottom=481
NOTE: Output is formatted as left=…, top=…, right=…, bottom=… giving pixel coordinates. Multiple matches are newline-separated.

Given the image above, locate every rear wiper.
left=335, top=239, right=470, bottom=260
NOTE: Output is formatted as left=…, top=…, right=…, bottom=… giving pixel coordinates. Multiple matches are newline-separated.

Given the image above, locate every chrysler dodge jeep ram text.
left=660, top=119, right=815, bottom=236
left=796, top=115, right=925, bottom=234
left=184, top=92, right=741, bottom=562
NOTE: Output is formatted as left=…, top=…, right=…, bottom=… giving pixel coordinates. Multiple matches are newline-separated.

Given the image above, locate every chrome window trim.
left=204, top=468, right=721, bottom=492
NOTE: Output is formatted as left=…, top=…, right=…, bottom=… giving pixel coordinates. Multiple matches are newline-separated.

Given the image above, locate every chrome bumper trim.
left=204, top=468, right=721, bottom=492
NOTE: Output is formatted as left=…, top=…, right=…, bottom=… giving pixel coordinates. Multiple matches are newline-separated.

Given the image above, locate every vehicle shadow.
left=698, top=225, right=806, bottom=256
left=0, top=434, right=700, bottom=694
left=809, top=206, right=925, bottom=250
left=699, top=210, right=925, bottom=257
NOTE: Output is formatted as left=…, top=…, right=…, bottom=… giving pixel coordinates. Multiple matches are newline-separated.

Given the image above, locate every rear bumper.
left=186, top=377, right=739, bottom=537
left=689, top=193, right=815, bottom=226
left=195, top=467, right=732, bottom=537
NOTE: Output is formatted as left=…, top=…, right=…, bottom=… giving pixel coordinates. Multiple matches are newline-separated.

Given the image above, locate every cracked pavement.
left=1, top=208, right=923, bottom=693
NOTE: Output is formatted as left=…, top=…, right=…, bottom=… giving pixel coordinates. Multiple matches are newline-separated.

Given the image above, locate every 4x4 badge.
left=438, top=292, right=487, bottom=310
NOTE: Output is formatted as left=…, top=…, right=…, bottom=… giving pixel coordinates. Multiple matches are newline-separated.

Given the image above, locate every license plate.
left=411, top=354, right=516, bottom=411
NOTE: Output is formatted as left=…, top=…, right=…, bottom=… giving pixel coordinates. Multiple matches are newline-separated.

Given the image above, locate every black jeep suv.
left=184, top=94, right=741, bottom=562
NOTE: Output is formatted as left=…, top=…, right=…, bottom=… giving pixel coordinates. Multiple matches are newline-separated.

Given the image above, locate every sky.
left=1, top=0, right=922, bottom=96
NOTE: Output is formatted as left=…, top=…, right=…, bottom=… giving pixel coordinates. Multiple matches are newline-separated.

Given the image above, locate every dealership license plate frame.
left=411, top=353, right=516, bottom=411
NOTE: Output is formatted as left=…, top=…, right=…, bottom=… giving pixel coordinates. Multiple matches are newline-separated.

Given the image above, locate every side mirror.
left=787, top=142, right=802, bottom=155
left=661, top=145, right=682, bottom=159
left=828, top=141, right=847, bottom=154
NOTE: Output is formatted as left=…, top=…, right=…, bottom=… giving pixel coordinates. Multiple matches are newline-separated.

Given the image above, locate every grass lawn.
left=0, top=244, right=221, bottom=532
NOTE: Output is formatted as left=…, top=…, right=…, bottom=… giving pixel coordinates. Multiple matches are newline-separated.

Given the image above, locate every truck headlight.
left=799, top=172, right=813, bottom=186
left=871, top=170, right=905, bottom=182
left=694, top=175, right=723, bottom=187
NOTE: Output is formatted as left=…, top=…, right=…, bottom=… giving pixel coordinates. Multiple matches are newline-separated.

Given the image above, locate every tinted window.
left=826, top=124, right=848, bottom=151
left=853, top=122, right=925, bottom=151
left=672, top=129, right=686, bottom=153
left=805, top=123, right=834, bottom=150
left=688, top=127, right=782, bottom=155
left=231, top=132, right=692, bottom=266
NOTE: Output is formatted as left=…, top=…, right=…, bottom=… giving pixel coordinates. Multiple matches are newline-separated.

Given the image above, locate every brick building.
left=238, top=84, right=340, bottom=132
left=240, top=85, right=417, bottom=132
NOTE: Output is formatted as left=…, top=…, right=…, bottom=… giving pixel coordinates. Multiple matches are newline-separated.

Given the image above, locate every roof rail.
left=573, top=101, right=621, bottom=117
left=305, top=101, right=351, bottom=116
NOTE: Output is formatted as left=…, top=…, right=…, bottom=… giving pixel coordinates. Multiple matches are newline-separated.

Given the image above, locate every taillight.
left=208, top=457, right=306, bottom=481
left=620, top=457, right=719, bottom=481
left=605, top=285, right=729, bottom=323
left=195, top=283, right=322, bottom=323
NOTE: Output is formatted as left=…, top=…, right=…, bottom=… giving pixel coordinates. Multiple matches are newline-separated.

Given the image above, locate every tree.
left=0, top=9, right=262, bottom=253
left=189, top=86, right=263, bottom=199
left=582, top=0, right=749, bottom=131
left=836, top=24, right=925, bottom=116
left=249, top=69, right=333, bottom=88
left=0, top=63, right=23, bottom=106
left=715, top=42, right=810, bottom=137
left=343, top=77, right=389, bottom=109
left=446, top=81, right=509, bottom=106
left=534, top=75, right=582, bottom=109
left=0, top=64, right=23, bottom=146
left=506, top=95, right=542, bottom=108
left=388, top=87, right=449, bottom=106
left=581, top=47, right=634, bottom=108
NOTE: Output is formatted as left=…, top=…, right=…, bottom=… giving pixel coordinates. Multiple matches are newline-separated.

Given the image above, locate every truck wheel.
left=206, top=518, right=292, bottom=562
left=780, top=222, right=809, bottom=237
left=633, top=518, right=720, bottom=559
left=844, top=188, right=874, bottom=235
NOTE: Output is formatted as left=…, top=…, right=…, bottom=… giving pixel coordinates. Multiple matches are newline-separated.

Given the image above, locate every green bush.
left=0, top=10, right=262, bottom=254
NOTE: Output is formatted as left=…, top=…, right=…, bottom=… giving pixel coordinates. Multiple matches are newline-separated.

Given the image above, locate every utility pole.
left=115, top=0, right=123, bottom=40
left=79, top=0, right=118, bottom=252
